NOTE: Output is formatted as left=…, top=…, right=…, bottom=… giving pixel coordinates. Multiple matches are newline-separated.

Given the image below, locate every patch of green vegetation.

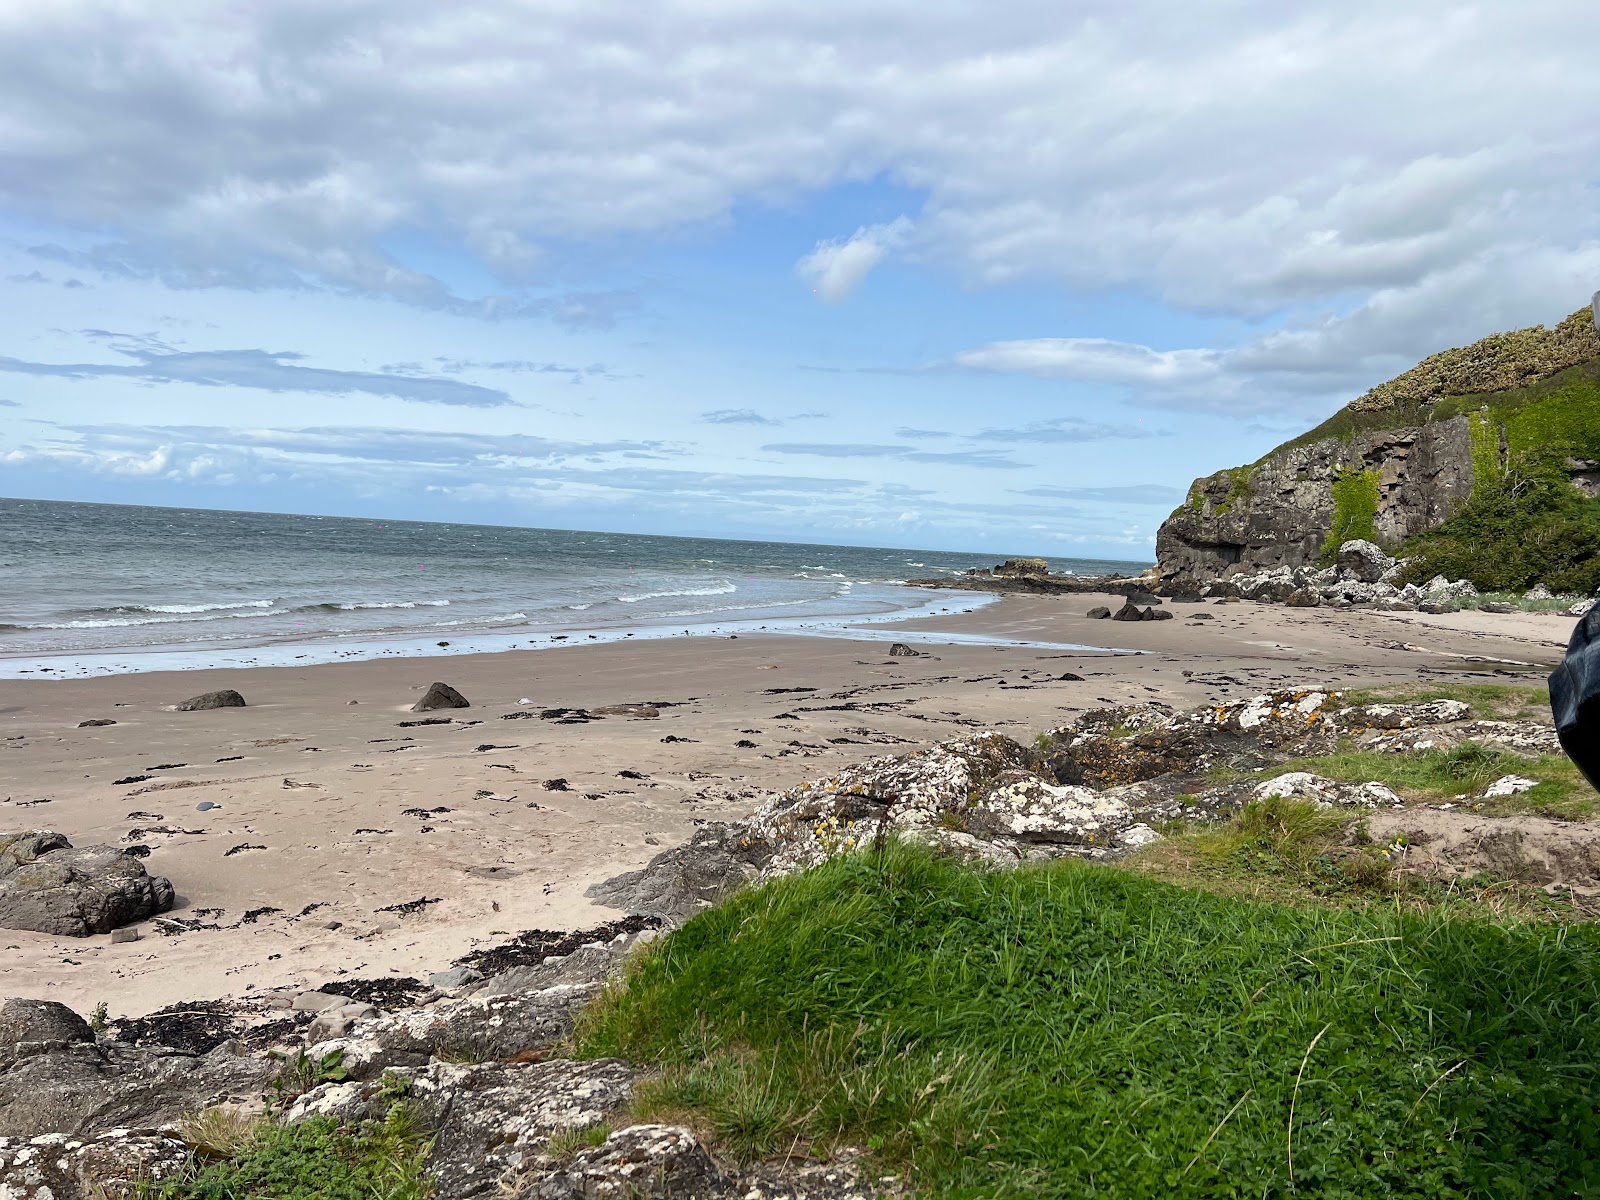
left=1317, top=465, right=1380, bottom=565
left=1258, top=743, right=1594, bottom=821
left=1213, top=466, right=1253, bottom=516
left=1467, top=409, right=1502, bottom=487
left=577, top=842, right=1600, bottom=1197
left=543, top=1123, right=612, bottom=1164
left=1397, top=453, right=1600, bottom=594
left=142, top=1103, right=433, bottom=1200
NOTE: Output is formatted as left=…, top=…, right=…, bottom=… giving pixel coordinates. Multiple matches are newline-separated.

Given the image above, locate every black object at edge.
left=1550, top=606, right=1600, bottom=793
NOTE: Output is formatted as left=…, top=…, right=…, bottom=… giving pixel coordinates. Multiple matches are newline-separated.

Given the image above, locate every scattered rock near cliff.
left=414, top=682, right=470, bottom=712
left=175, top=689, right=246, bottom=711
left=0, top=832, right=174, bottom=937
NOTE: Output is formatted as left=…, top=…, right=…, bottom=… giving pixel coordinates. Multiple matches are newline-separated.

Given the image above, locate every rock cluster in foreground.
left=0, top=832, right=175, bottom=936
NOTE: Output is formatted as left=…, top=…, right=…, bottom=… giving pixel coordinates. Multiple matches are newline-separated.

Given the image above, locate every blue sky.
left=1, top=2, right=1597, bottom=557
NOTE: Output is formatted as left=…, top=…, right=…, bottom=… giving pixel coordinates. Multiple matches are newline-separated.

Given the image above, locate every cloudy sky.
left=1, top=1, right=1596, bottom=556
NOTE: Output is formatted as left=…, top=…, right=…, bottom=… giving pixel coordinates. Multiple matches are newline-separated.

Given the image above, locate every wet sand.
left=0, top=592, right=1577, bottom=1017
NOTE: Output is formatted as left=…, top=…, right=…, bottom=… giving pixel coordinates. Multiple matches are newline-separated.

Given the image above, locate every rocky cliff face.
left=1157, top=418, right=1476, bottom=578
left=1158, top=299, right=1600, bottom=580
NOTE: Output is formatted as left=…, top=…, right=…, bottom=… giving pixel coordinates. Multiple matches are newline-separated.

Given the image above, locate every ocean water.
left=0, top=497, right=1149, bottom=671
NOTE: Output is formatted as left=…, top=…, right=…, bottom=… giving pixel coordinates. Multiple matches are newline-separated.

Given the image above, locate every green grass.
left=577, top=842, right=1600, bottom=1198
left=1253, top=744, right=1595, bottom=821
left=141, top=1103, right=432, bottom=1200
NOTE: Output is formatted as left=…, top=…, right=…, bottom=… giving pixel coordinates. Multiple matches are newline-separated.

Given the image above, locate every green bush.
left=579, top=843, right=1600, bottom=1197
left=1399, top=455, right=1600, bottom=593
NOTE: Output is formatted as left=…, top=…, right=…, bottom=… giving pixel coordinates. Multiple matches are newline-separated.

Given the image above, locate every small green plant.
left=175, top=1106, right=263, bottom=1159
left=543, top=1123, right=611, bottom=1165
left=268, top=1047, right=348, bottom=1103
left=89, top=1001, right=109, bottom=1035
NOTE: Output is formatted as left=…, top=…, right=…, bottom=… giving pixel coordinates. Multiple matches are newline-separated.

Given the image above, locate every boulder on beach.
left=888, top=643, right=924, bottom=657
left=175, top=689, right=246, bottom=711
left=413, top=682, right=470, bottom=712
left=0, top=831, right=175, bottom=937
left=1111, top=602, right=1145, bottom=622
left=1086, top=606, right=1111, bottom=619
left=1336, top=539, right=1396, bottom=584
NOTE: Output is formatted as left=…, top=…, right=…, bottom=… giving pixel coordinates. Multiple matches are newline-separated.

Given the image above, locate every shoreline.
left=1, top=587, right=1047, bottom=680
left=0, top=591, right=1578, bottom=1018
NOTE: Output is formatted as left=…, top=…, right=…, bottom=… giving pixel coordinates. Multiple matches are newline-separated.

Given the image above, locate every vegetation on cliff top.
left=1349, top=306, right=1598, bottom=415
left=579, top=842, right=1600, bottom=1198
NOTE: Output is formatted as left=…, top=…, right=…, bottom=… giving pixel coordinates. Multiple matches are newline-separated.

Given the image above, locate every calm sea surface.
left=0, top=498, right=1149, bottom=666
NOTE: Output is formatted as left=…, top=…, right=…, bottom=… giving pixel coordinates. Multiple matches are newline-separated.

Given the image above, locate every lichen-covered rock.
left=0, top=832, right=175, bottom=936
left=522, top=1124, right=729, bottom=1199
left=1484, top=775, right=1540, bottom=798
left=305, top=985, right=598, bottom=1080
left=1337, top=540, right=1396, bottom=583
left=1354, top=720, right=1561, bottom=757
left=1255, top=773, right=1404, bottom=809
left=0, top=1130, right=192, bottom=1200
left=292, top=1059, right=639, bottom=1198
left=1337, top=700, right=1471, bottom=730
left=585, top=822, right=769, bottom=920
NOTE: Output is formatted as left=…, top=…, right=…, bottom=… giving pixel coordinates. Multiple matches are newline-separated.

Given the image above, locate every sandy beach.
left=0, top=591, right=1578, bottom=1018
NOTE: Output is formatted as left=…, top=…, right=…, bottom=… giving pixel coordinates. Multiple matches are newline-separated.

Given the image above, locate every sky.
left=0, top=2, right=1597, bottom=557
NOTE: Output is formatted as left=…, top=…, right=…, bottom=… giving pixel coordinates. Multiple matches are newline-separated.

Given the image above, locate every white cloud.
left=2, top=1, right=1589, bottom=321
left=797, top=218, right=911, bottom=302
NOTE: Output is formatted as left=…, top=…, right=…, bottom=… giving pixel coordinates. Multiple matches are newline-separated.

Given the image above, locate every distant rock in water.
left=175, top=689, right=245, bottom=711
left=994, top=557, right=1050, bottom=577
left=413, top=682, right=470, bottom=712
left=0, top=831, right=175, bottom=937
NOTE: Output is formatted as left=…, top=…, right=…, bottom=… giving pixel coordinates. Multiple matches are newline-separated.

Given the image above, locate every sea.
left=0, top=497, right=1150, bottom=676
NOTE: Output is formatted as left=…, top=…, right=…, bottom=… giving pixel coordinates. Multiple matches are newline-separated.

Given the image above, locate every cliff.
left=1158, top=298, right=1600, bottom=581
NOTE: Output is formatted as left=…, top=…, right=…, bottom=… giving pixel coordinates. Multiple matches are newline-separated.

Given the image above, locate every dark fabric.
left=1550, top=606, right=1600, bottom=792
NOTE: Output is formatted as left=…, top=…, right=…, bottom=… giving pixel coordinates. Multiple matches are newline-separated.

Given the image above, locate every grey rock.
left=1158, top=417, right=1475, bottom=578
left=428, top=966, right=484, bottom=991
left=413, top=682, right=470, bottom=712
left=0, top=833, right=175, bottom=937
left=0, top=1036, right=278, bottom=1138
left=291, top=990, right=348, bottom=1013
left=1338, top=700, right=1470, bottom=730
left=1524, top=583, right=1555, bottom=601
left=76, top=719, right=116, bottom=728
left=1336, top=539, right=1396, bottom=583
left=308, top=986, right=599, bottom=1079
left=109, top=928, right=139, bottom=944
left=0, top=1129, right=192, bottom=1200
left=1148, top=608, right=1175, bottom=620
left=886, top=643, right=923, bottom=657
left=304, top=1003, right=379, bottom=1045
left=586, top=823, right=767, bottom=921
left=289, top=1058, right=638, bottom=1198
left=1085, top=606, right=1111, bottom=619
left=1418, top=601, right=1460, bottom=614
left=1188, top=612, right=1215, bottom=620
left=1481, top=602, right=1519, bottom=614
left=528, top=1124, right=730, bottom=1199
left=175, top=689, right=246, bottom=711
left=1110, top=602, right=1145, bottom=622
left=1284, top=588, right=1321, bottom=608
left=0, top=999, right=95, bottom=1060
left=474, top=946, right=621, bottom=997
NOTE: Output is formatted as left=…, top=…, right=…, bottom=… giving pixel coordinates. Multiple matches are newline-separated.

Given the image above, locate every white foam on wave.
left=131, top=600, right=276, bottom=614
left=334, top=599, right=451, bottom=610
left=34, top=609, right=291, bottom=630
left=616, top=581, right=736, bottom=604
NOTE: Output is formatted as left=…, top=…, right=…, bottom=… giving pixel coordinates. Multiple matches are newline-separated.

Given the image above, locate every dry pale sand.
left=0, top=592, right=1578, bottom=1018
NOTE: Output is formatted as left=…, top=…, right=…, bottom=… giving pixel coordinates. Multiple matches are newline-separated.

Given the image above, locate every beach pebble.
left=196, top=801, right=219, bottom=811
left=176, top=689, right=247, bottom=711
left=77, top=719, right=117, bottom=728
left=109, top=927, right=140, bottom=944
left=412, top=681, right=470, bottom=712
left=888, top=643, right=923, bottom=657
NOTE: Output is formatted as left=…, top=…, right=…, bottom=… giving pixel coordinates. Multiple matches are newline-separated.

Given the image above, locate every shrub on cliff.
left=1399, top=455, right=1600, bottom=594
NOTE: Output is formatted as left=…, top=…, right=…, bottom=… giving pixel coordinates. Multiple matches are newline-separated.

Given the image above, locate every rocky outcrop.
left=0, top=832, right=175, bottom=936
left=1157, top=303, right=1600, bottom=581
left=1157, top=417, right=1476, bottom=578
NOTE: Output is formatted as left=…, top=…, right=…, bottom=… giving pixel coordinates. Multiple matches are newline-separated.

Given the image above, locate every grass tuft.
left=576, top=841, right=1600, bottom=1196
